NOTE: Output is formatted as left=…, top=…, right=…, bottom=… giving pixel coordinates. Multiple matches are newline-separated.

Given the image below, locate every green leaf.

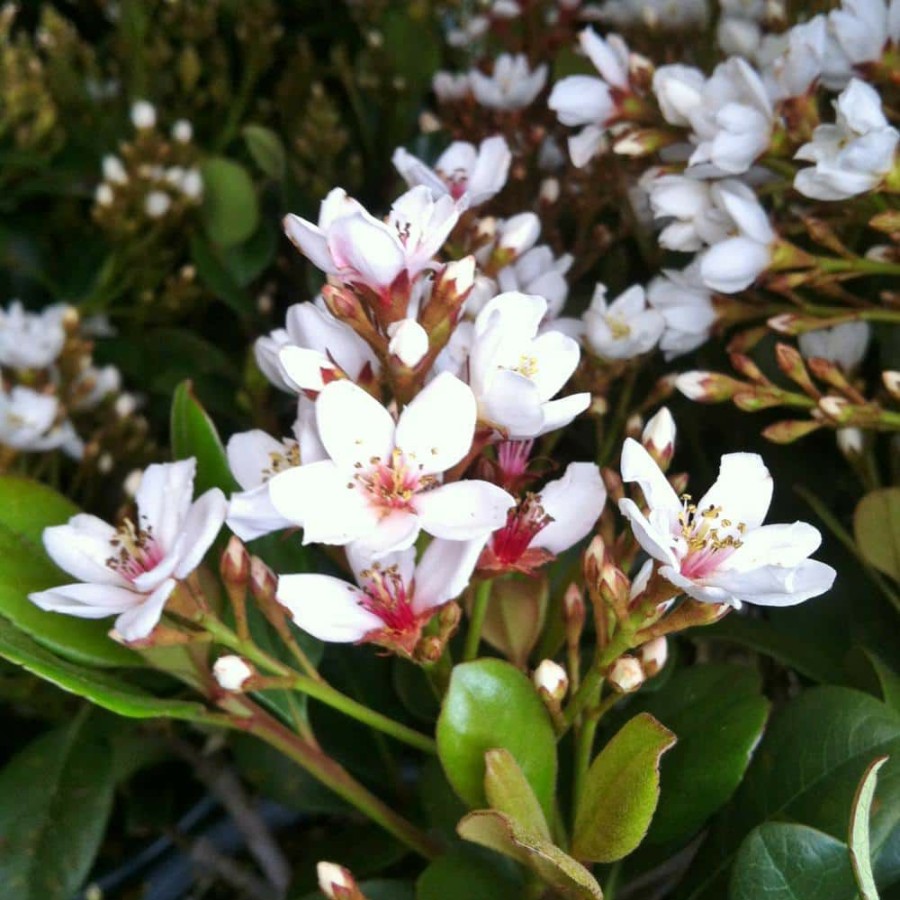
left=0, top=479, right=138, bottom=668
left=573, top=712, right=676, bottom=863
left=199, top=157, right=260, bottom=247
left=223, top=221, right=278, bottom=288
left=854, top=489, right=900, bottom=580
left=484, top=748, right=551, bottom=841
left=637, top=664, right=769, bottom=844
left=680, top=688, right=900, bottom=900
left=458, top=810, right=604, bottom=899
left=0, top=616, right=212, bottom=721
left=729, top=824, right=858, bottom=900
left=417, top=849, right=526, bottom=900
left=437, top=659, right=557, bottom=820
left=851, top=756, right=890, bottom=900
left=170, top=380, right=239, bottom=497
left=242, top=124, right=287, bottom=181
left=0, top=712, right=116, bottom=900
left=189, top=232, right=254, bottom=315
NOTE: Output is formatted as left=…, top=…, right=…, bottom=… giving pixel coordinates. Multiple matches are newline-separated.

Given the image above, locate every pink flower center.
left=357, top=563, right=420, bottom=647
left=355, top=449, right=435, bottom=512
left=440, top=169, right=469, bottom=200
left=497, top=439, right=533, bottom=482
left=676, top=495, right=745, bottom=580
left=106, top=519, right=165, bottom=583
left=490, top=494, right=553, bottom=565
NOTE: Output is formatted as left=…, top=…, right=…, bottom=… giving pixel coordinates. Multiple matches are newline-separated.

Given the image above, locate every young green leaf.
left=484, top=748, right=551, bottom=841
left=849, top=756, right=889, bottom=900
left=199, top=157, right=260, bottom=247
left=572, top=712, right=676, bottom=863
left=242, top=124, right=287, bottom=181
left=854, top=488, right=900, bottom=580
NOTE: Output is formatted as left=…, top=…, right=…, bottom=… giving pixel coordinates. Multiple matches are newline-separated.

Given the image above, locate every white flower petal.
left=173, top=488, right=227, bottom=577
left=277, top=574, right=382, bottom=642
left=413, top=537, right=487, bottom=613
left=136, top=459, right=196, bottom=551
left=347, top=511, right=421, bottom=560
left=29, top=582, right=140, bottom=617
left=316, top=380, right=396, bottom=470
left=619, top=498, right=680, bottom=568
left=537, top=463, right=606, bottom=554
left=227, top=484, right=291, bottom=542
left=227, top=430, right=288, bottom=490
left=114, top=577, right=177, bottom=641
left=620, top=438, right=681, bottom=514
left=415, top=480, right=514, bottom=540
left=43, top=516, right=126, bottom=587
left=696, top=452, right=772, bottom=530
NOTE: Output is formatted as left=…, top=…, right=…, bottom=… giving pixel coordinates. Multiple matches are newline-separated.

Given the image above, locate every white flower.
left=171, top=119, right=193, bottom=143
left=717, top=16, right=763, bottom=57
left=652, top=65, right=705, bottom=127
left=582, top=284, right=665, bottom=360
left=618, top=438, right=836, bottom=607
left=72, top=364, right=121, bottom=411
left=646, top=175, right=729, bottom=252
left=763, top=16, right=828, bottom=100
left=102, top=154, right=128, bottom=185
left=548, top=29, right=631, bottom=166
left=392, top=136, right=512, bottom=205
left=130, top=99, right=156, bottom=130
left=29, top=460, right=227, bottom=641
left=283, top=186, right=462, bottom=298
left=95, top=184, right=114, bottom=206
left=494, top=213, right=542, bottom=258
left=257, top=298, right=380, bottom=394
left=277, top=536, right=485, bottom=654
left=213, top=655, right=253, bottom=691
left=387, top=319, right=429, bottom=368
left=495, top=245, right=573, bottom=318
left=687, top=57, right=773, bottom=175
left=470, top=54, right=548, bottom=110
left=647, top=264, right=717, bottom=359
left=0, top=386, right=68, bottom=453
left=480, top=462, right=606, bottom=573
left=433, top=71, right=471, bottom=102
left=268, top=373, right=514, bottom=558
left=0, top=300, right=67, bottom=370
left=144, top=190, right=171, bottom=218
left=468, top=293, right=590, bottom=439
left=828, top=0, right=893, bottom=70
left=181, top=169, right=203, bottom=200
left=798, top=321, right=871, bottom=372
left=699, top=181, right=774, bottom=293
left=794, top=79, right=899, bottom=201
left=593, top=0, right=708, bottom=29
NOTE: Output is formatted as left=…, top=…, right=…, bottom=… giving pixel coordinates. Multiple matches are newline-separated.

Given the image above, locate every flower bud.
left=102, top=154, right=128, bottom=185
left=171, top=119, right=193, bottom=143
left=249, top=556, right=278, bottom=603
left=607, top=656, right=645, bottom=693
left=817, top=395, right=852, bottom=423
left=638, top=637, right=668, bottom=677
left=533, top=659, right=568, bottom=701
left=563, top=582, right=585, bottom=643
left=884, top=370, right=900, bottom=400
left=220, top=536, right=251, bottom=586
left=497, top=213, right=540, bottom=257
left=676, top=371, right=741, bottom=403
left=387, top=319, right=429, bottom=368
left=317, top=861, right=364, bottom=900
left=95, top=184, right=114, bottom=207
left=539, top=178, right=560, bottom=204
left=213, top=655, right=254, bottom=692
left=836, top=427, right=864, bottom=457
left=130, top=99, right=157, bottom=130
left=641, top=407, right=676, bottom=469
left=144, top=191, right=171, bottom=219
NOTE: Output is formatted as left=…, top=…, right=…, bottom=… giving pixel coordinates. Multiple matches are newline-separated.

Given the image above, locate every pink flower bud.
left=607, top=656, right=645, bottom=693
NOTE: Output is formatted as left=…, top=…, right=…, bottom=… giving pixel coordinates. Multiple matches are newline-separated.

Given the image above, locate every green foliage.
left=417, top=849, right=525, bottom=900
left=850, top=757, right=890, bottom=900
left=199, top=157, right=260, bottom=247
left=855, top=489, right=900, bottom=581
left=0, top=711, right=116, bottom=900
left=437, top=658, right=557, bottom=820
left=572, top=712, right=676, bottom=863
left=243, top=124, right=287, bottom=182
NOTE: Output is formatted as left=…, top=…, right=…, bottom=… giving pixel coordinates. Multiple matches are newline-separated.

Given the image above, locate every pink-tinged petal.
left=706, top=559, right=836, bottom=607
left=618, top=498, right=680, bottom=569
left=286, top=302, right=378, bottom=377
left=317, top=187, right=364, bottom=229
left=395, top=373, right=476, bottom=475
left=724, top=522, right=821, bottom=571
left=136, top=460, right=196, bottom=551
left=283, top=214, right=338, bottom=274
left=316, top=380, right=396, bottom=470
left=696, top=452, right=772, bottom=529
left=659, top=566, right=735, bottom=606
left=227, top=430, right=287, bottom=490
left=42, top=516, right=126, bottom=587
left=415, top=480, right=515, bottom=540
left=268, top=461, right=379, bottom=545
left=467, top=136, right=511, bottom=204
left=347, top=510, right=421, bottom=560
left=620, top=438, right=681, bottom=514
left=413, top=537, right=486, bottom=613
left=277, top=574, right=382, bottom=642
left=227, top=484, right=290, bottom=542
left=29, top=582, right=140, bottom=617
left=278, top=346, right=333, bottom=392
left=173, top=488, right=227, bottom=578
left=114, top=578, right=177, bottom=642
left=479, top=369, right=545, bottom=437
left=536, top=463, right=606, bottom=555
left=327, top=213, right=405, bottom=288
left=392, top=147, right=447, bottom=196
left=534, top=393, right=591, bottom=438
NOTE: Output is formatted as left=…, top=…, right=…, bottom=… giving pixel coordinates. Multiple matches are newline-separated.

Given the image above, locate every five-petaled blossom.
left=277, top=538, right=485, bottom=655
left=618, top=439, right=836, bottom=607
left=268, top=373, right=514, bottom=559
left=582, top=284, right=665, bottom=361
left=29, top=460, right=227, bottom=641
left=479, top=462, right=606, bottom=575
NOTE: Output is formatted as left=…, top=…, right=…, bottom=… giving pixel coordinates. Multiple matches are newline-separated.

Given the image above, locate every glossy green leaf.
left=417, top=849, right=525, bottom=900
left=680, top=688, right=900, bottom=900
left=638, top=664, right=769, bottom=844
left=0, top=713, right=116, bottom=900
left=0, top=616, right=211, bottom=721
left=242, top=124, right=287, bottom=181
left=0, top=479, right=138, bottom=668
left=854, top=489, right=900, bottom=581
left=199, top=157, right=260, bottom=247
left=573, top=712, right=676, bottom=863
left=484, top=748, right=551, bottom=841
left=851, top=756, right=890, bottom=900
left=437, top=659, right=557, bottom=820
left=170, top=380, right=239, bottom=497
left=730, top=823, right=858, bottom=900
left=189, top=232, right=254, bottom=315
left=458, top=810, right=604, bottom=899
